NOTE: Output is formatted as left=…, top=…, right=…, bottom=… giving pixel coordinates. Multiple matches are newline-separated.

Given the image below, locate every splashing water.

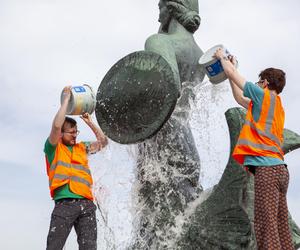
left=190, top=81, right=233, bottom=189
left=90, top=80, right=236, bottom=249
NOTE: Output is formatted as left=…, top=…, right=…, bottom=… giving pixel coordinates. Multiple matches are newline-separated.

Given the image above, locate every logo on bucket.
left=206, top=60, right=224, bottom=77
left=73, top=86, right=86, bottom=93
left=61, top=84, right=96, bottom=115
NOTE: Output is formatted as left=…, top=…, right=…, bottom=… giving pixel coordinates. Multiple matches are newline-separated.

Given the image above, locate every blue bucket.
left=199, top=44, right=231, bottom=84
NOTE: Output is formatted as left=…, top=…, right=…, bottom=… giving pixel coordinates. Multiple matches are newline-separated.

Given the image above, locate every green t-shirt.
left=243, top=82, right=285, bottom=167
left=44, top=139, right=90, bottom=200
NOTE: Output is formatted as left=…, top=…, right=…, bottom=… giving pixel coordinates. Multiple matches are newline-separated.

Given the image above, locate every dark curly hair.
left=62, top=116, right=77, bottom=132
left=259, top=68, right=286, bottom=94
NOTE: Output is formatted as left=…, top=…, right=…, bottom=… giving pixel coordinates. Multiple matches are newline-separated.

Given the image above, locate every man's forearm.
left=49, top=86, right=72, bottom=145
left=52, top=100, right=68, bottom=130
left=86, top=121, right=108, bottom=146
left=52, top=87, right=72, bottom=131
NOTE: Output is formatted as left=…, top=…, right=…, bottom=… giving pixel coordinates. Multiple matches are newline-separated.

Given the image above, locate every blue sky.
left=1, top=0, right=300, bottom=249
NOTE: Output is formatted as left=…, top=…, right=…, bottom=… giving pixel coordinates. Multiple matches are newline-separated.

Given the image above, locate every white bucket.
left=61, top=84, right=96, bottom=115
left=199, top=44, right=231, bottom=84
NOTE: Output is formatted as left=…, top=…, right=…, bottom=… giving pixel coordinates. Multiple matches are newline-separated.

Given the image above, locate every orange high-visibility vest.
left=46, top=142, right=93, bottom=200
left=233, top=88, right=285, bottom=165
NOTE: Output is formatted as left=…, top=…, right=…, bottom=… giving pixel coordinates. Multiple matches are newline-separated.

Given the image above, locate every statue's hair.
left=165, top=0, right=200, bottom=33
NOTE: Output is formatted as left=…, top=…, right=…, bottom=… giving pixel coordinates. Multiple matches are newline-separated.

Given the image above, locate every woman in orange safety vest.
left=214, top=48, right=294, bottom=250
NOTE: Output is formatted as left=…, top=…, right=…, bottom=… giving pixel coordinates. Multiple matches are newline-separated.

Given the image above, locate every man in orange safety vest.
left=44, top=86, right=108, bottom=250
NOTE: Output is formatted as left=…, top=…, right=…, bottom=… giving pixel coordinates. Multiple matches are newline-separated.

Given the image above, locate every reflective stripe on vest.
left=236, top=139, right=282, bottom=154
left=49, top=173, right=92, bottom=188
left=50, top=160, right=91, bottom=175
left=260, top=92, right=282, bottom=147
left=243, top=120, right=282, bottom=147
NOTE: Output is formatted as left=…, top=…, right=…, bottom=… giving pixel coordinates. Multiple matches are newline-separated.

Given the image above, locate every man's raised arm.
left=80, top=113, right=108, bottom=154
left=49, top=86, right=72, bottom=145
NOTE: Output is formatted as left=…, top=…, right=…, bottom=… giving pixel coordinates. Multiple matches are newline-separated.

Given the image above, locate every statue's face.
left=158, top=0, right=171, bottom=32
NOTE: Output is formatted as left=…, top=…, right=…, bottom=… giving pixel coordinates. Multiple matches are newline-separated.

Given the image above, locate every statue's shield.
left=95, top=51, right=180, bottom=144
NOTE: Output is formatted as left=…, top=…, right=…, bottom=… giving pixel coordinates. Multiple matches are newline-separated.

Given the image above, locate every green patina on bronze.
left=130, top=0, right=206, bottom=248
left=96, top=51, right=179, bottom=144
